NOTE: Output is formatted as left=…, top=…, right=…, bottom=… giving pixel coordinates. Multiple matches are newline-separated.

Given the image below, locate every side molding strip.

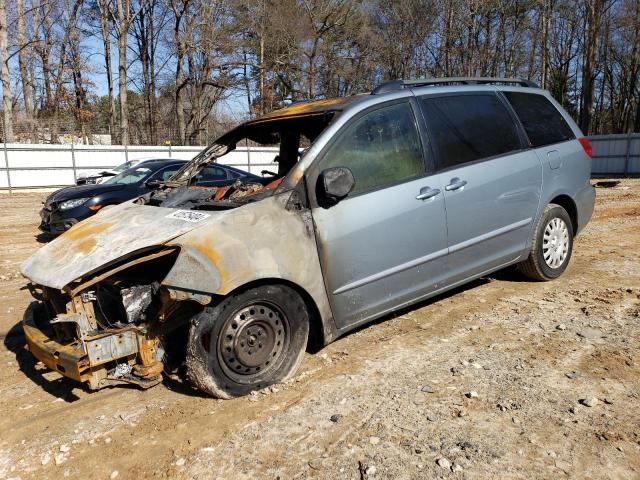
left=332, top=217, right=531, bottom=296
left=332, top=247, right=449, bottom=295
left=448, top=218, right=532, bottom=254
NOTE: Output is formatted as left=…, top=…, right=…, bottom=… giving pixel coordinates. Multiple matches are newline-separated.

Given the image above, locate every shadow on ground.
left=336, top=265, right=531, bottom=343
left=35, top=232, right=56, bottom=244
left=3, top=315, right=83, bottom=402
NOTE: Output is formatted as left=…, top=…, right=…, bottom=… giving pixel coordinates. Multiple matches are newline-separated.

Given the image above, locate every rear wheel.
left=518, top=204, right=574, bottom=281
left=186, top=284, right=309, bottom=398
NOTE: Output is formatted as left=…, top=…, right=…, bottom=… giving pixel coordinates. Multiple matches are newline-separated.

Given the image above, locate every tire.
left=518, top=203, right=574, bottom=281
left=185, top=284, right=309, bottom=398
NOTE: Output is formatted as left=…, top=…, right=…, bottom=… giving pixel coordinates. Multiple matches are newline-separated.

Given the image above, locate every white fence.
left=0, top=144, right=280, bottom=190
left=1, top=134, right=638, bottom=190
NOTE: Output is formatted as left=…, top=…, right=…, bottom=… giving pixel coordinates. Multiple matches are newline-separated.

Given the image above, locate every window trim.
left=500, top=90, right=576, bottom=149
left=306, top=98, right=430, bottom=208
left=418, top=91, right=530, bottom=174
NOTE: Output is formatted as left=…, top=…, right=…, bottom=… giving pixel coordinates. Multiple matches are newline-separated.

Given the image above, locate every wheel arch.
left=549, top=194, right=578, bottom=236
left=223, top=277, right=333, bottom=351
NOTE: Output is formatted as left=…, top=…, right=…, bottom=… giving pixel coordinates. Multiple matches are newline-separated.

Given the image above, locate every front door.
left=309, top=100, right=449, bottom=328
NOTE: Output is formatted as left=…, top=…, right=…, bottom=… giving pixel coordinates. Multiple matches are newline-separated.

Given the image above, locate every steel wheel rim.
left=542, top=217, right=569, bottom=269
left=217, top=302, right=289, bottom=383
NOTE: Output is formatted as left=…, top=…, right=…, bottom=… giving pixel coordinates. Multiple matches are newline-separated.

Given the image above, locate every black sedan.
left=40, top=160, right=261, bottom=234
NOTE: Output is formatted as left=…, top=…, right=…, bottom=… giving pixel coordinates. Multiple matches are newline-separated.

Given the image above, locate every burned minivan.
left=21, top=78, right=595, bottom=398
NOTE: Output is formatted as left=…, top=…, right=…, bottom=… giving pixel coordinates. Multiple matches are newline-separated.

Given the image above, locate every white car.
left=76, top=158, right=174, bottom=185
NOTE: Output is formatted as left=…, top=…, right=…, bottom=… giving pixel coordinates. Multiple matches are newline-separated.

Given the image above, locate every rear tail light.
left=578, top=137, right=592, bottom=158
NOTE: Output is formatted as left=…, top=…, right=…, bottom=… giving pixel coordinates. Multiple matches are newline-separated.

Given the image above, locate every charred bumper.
left=23, top=302, right=163, bottom=390
left=23, top=302, right=90, bottom=381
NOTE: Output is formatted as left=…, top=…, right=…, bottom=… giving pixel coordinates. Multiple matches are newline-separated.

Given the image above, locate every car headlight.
left=59, top=198, right=90, bottom=210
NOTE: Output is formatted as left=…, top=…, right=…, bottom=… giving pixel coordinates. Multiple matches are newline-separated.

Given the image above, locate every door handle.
left=416, top=187, right=441, bottom=200
left=445, top=178, right=467, bottom=191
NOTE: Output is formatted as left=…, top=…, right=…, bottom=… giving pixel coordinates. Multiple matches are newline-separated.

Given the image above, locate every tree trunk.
left=172, top=0, right=187, bottom=145
left=50, top=0, right=82, bottom=143
left=0, top=0, right=13, bottom=142
left=579, top=0, right=602, bottom=134
left=41, top=0, right=54, bottom=112
left=259, top=0, right=265, bottom=115
left=242, top=45, right=252, bottom=117
left=443, top=1, right=453, bottom=76
left=541, top=0, right=550, bottom=88
left=17, top=0, right=35, bottom=118
left=118, top=32, right=129, bottom=145
left=148, top=2, right=156, bottom=145
left=98, top=0, right=117, bottom=142
left=116, top=0, right=130, bottom=145
left=70, top=33, right=88, bottom=142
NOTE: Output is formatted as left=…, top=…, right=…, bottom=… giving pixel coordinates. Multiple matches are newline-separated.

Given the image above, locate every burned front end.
left=23, top=247, right=205, bottom=390
left=19, top=107, right=345, bottom=393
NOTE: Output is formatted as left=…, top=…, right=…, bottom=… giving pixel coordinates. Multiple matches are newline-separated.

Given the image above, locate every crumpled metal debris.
left=120, top=284, right=156, bottom=323
left=112, top=362, right=133, bottom=378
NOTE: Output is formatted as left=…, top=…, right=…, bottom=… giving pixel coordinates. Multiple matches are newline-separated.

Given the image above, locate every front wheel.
left=518, top=204, right=574, bottom=281
left=186, top=284, right=309, bottom=398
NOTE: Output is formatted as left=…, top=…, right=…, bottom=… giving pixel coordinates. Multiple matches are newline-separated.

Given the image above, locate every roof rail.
left=371, top=77, right=539, bottom=95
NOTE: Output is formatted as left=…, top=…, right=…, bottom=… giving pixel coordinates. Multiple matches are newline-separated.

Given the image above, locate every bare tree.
left=96, top=0, right=117, bottom=140
left=106, top=0, right=147, bottom=145
left=169, top=0, right=190, bottom=143
left=0, top=0, right=13, bottom=141
left=17, top=0, right=35, bottom=121
left=579, top=0, right=605, bottom=133
left=4, top=0, right=640, bottom=144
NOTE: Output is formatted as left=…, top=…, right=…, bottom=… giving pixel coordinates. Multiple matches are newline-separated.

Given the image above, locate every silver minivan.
left=21, top=77, right=595, bottom=398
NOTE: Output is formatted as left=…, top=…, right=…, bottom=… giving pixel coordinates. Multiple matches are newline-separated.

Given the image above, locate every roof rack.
left=371, top=77, right=539, bottom=95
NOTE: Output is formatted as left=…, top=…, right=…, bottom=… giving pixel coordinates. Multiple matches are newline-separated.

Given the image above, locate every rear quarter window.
left=420, top=93, right=523, bottom=170
left=503, top=92, right=575, bottom=147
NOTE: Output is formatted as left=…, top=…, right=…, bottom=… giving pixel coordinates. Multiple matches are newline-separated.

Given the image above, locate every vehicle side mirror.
left=317, top=167, right=355, bottom=206
left=145, top=179, right=162, bottom=189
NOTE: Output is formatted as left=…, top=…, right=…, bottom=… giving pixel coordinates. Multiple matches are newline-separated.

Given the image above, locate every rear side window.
left=421, top=94, right=522, bottom=170
left=503, top=92, right=575, bottom=147
left=197, top=166, right=229, bottom=182
left=154, top=166, right=182, bottom=181
left=321, top=102, right=424, bottom=195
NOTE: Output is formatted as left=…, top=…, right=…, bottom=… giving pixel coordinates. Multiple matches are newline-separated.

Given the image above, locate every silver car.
left=20, top=77, right=595, bottom=398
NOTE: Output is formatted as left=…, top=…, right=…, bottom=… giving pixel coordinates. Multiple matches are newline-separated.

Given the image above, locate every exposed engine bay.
left=23, top=248, right=200, bottom=389
left=140, top=178, right=284, bottom=211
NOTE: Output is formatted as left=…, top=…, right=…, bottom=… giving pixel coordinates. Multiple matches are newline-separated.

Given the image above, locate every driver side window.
left=150, top=166, right=181, bottom=182
left=321, top=102, right=425, bottom=195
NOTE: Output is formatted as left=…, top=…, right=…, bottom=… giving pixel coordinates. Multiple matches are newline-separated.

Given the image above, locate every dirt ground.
left=0, top=180, right=638, bottom=480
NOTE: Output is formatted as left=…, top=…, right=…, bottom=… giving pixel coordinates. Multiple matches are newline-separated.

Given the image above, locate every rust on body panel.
left=163, top=192, right=334, bottom=330
left=250, top=97, right=350, bottom=123
left=20, top=201, right=206, bottom=289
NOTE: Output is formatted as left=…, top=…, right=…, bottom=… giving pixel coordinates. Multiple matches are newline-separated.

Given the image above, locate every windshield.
left=104, top=166, right=152, bottom=185
left=169, top=112, right=336, bottom=185
left=112, top=159, right=138, bottom=173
